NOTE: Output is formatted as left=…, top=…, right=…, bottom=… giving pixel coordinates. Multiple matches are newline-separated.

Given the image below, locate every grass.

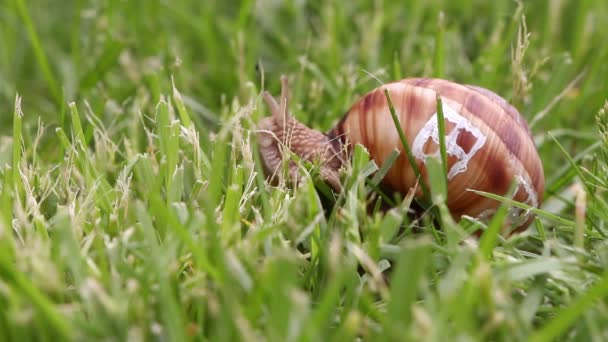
left=1, top=0, right=608, bottom=340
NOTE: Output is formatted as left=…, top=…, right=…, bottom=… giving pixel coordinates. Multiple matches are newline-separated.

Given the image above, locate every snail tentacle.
left=258, top=76, right=344, bottom=191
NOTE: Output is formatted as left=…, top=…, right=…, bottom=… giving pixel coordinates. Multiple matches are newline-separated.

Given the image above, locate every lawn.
left=1, top=0, right=608, bottom=340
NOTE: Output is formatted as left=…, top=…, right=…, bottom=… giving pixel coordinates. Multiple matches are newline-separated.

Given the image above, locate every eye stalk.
left=257, top=76, right=343, bottom=190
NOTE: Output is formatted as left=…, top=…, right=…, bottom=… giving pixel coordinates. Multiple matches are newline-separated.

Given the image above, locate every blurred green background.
left=2, top=1, right=606, bottom=133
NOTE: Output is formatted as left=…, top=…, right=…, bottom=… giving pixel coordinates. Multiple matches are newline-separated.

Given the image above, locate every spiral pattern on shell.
left=328, top=78, right=545, bottom=227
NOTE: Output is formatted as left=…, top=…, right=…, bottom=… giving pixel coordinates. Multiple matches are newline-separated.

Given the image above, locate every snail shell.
left=258, top=77, right=545, bottom=230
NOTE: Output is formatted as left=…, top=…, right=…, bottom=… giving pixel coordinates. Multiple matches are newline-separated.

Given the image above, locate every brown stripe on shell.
left=500, top=125, right=522, bottom=160
left=486, top=156, right=510, bottom=190
left=444, top=131, right=512, bottom=216
left=465, top=84, right=531, bottom=137
left=411, top=78, right=433, bottom=88
left=327, top=110, right=350, bottom=143
left=358, top=89, right=386, bottom=156
left=358, top=93, right=372, bottom=153
left=461, top=90, right=526, bottom=158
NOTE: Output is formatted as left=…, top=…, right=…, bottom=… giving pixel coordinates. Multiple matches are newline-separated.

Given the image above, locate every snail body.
left=258, top=77, right=544, bottom=230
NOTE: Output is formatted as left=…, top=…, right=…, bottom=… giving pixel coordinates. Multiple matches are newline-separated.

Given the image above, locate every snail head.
left=257, top=76, right=344, bottom=191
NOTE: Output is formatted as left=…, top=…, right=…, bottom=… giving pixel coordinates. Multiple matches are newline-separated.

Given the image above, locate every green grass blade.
left=68, top=102, right=87, bottom=149
left=78, top=40, right=124, bottom=92
left=468, top=189, right=576, bottom=227
left=14, top=0, right=61, bottom=105
left=433, top=11, right=445, bottom=78
left=0, top=259, right=73, bottom=340
left=383, top=88, right=430, bottom=200
left=531, top=271, right=608, bottom=342
left=425, top=157, right=447, bottom=205
left=222, top=165, right=244, bottom=243
left=549, top=132, right=593, bottom=195
left=435, top=94, right=448, bottom=176
left=11, top=95, right=23, bottom=190
left=136, top=201, right=187, bottom=341
left=386, top=239, right=431, bottom=337
left=147, top=194, right=221, bottom=281
left=479, top=203, right=509, bottom=260
left=156, top=98, right=181, bottom=203
left=172, top=80, right=193, bottom=128
left=370, top=148, right=400, bottom=187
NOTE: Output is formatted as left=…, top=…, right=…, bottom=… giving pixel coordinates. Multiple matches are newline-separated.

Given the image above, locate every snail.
left=257, top=76, right=544, bottom=230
